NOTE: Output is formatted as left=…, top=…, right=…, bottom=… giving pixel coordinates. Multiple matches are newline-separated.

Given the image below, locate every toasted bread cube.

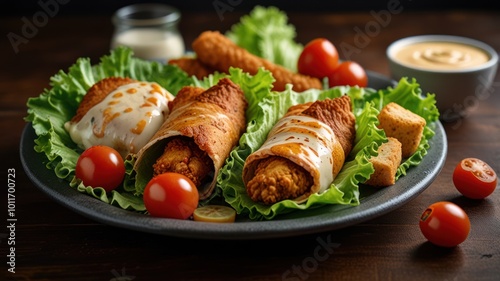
left=365, top=137, right=402, bottom=187
left=378, top=102, right=426, bottom=158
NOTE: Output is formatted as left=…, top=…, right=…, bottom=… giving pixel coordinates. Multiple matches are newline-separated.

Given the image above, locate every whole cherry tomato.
left=143, top=173, right=199, bottom=219
left=75, top=145, right=125, bottom=192
left=328, top=61, right=368, bottom=87
left=419, top=201, right=470, bottom=247
left=453, top=157, right=497, bottom=199
left=298, top=38, right=339, bottom=79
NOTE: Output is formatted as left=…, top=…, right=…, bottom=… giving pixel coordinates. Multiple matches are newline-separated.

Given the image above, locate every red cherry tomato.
left=75, top=145, right=125, bottom=192
left=298, top=38, right=339, bottom=79
left=328, top=61, right=368, bottom=87
left=419, top=201, right=470, bottom=247
left=453, top=158, right=497, bottom=199
left=143, top=173, right=199, bottom=219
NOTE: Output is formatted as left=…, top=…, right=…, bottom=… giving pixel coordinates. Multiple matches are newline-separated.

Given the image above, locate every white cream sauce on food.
left=394, top=41, right=490, bottom=70
left=65, top=82, right=174, bottom=157
left=258, top=115, right=344, bottom=193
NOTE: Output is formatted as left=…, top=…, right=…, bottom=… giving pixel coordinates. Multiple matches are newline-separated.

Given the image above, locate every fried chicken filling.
left=246, top=156, right=313, bottom=205
left=153, top=137, right=213, bottom=187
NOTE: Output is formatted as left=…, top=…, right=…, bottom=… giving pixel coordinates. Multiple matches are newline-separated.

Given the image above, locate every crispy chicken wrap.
left=134, top=78, right=248, bottom=199
left=243, top=95, right=356, bottom=204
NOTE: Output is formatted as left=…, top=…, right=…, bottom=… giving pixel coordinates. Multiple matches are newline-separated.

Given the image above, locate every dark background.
left=2, top=0, right=498, bottom=16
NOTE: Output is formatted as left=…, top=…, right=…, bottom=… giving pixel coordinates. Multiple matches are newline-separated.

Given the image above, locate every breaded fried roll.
left=168, top=57, right=216, bottom=80
left=192, top=31, right=322, bottom=92
left=134, top=78, right=248, bottom=199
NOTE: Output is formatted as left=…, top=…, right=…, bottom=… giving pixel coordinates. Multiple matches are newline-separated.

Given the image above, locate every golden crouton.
left=378, top=102, right=426, bottom=158
left=365, top=137, right=402, bottom=187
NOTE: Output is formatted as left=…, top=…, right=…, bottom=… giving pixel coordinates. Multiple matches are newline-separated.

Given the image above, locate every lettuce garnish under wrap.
left=25, top=47, right=439, bottom=220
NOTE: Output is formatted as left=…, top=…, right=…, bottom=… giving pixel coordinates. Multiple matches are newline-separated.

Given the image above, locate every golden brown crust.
left=153, top=137, right=213, bottom=187
left=71, top=77, right=136, bottom=122
left=300, top=95, right=356, bottom=158
left=377, top=102, right=426, bottom=158
left=192, top=31, right=322, bottom=92
left=168, top=57, right=216, bottom=79
left=365, top=137, right=402, bottom=187
left=168, top=86, right=205, bottom=112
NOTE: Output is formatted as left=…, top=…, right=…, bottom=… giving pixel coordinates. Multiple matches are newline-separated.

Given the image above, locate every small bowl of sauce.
left=387, top=35, right=498, bottom=121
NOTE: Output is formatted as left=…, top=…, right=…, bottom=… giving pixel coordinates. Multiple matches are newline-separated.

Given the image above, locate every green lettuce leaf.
left=226, top=6, right=303, bottom=71
left=357, top=77, right=440, bottom=178
left=25, top=47, right=192, bottom=211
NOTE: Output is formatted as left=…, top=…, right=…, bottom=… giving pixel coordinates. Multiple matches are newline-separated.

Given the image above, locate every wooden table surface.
left=1, top=8, right=499, bottom=281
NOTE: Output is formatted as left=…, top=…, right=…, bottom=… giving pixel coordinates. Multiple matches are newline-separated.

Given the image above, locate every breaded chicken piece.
left=192, top=31, right=322, bottom=92
left=195, top=77, right=248, bottom=117
left=168, top=57, right=216, bottom=79
left=167, top=86, right=205, bottom=112
left=71, top=77, right=136, bottom=122
left=153, top=137, right=213, bottom=187
left=378, top=102, right=426, bottom=158
left=247, top=156, right=313, bottom=204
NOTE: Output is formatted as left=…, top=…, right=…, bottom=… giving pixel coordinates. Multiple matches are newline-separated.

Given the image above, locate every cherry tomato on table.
left=453, top=157, right=497, bottom=199
left=419, top=201, right=470, bottom=247
left=75, top=145, right=125, bottom=192
left=297, top=38, right=339, bottom=79
left=143, top=173, right=199, bottom=220
left=328, top=61, right=368, bottom=88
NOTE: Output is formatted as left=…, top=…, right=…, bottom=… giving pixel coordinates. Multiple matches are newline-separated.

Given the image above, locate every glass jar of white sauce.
left=111, top=4, right=185, bottom=63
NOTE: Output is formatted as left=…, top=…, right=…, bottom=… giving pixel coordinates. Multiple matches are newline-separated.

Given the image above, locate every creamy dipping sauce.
left=65, top=82, right=174, bottom=157
left=111, top=28, right=185, bottom=62
left=393, top=41, right=490, bottom=70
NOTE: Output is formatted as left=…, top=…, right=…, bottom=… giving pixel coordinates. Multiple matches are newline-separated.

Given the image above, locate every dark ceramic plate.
left=20, top=72, right=447, bottom=240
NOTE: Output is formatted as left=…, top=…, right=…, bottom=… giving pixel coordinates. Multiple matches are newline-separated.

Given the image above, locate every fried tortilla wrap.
left=64, top=77, right=175, bottom=157
left=191, top=31, right=322, bottom=92
left=243, top=95, right=356, bottom=204
left=134, top=78, right=248, bottom=199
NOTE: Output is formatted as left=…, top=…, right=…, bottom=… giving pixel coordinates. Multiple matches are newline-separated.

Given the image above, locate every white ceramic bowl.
left=387, top=35, right=498, bottom=121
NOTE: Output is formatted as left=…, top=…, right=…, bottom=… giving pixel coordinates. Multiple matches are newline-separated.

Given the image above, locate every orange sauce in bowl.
left=393, top=41, right=490, bottom=70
